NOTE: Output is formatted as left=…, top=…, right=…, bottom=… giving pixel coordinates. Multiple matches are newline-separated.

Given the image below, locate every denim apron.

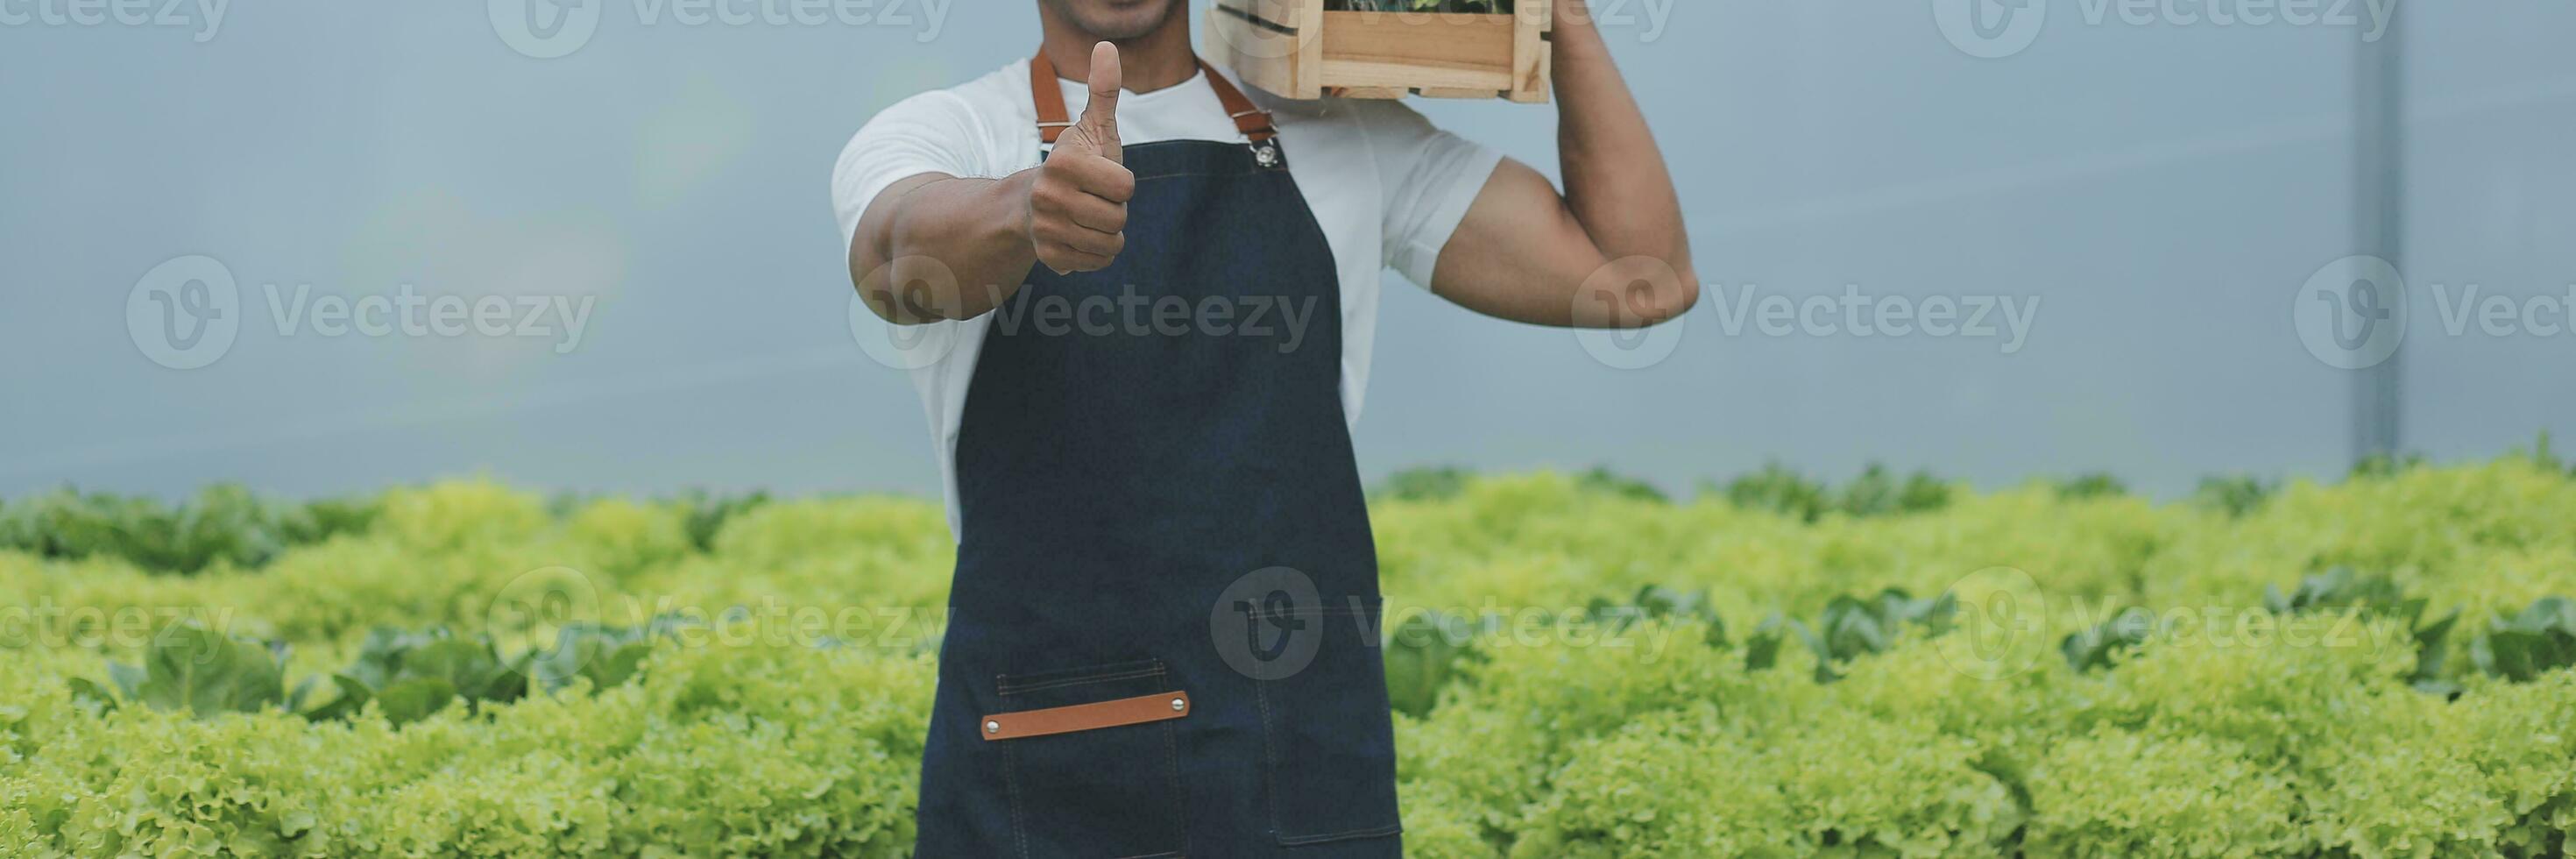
left=909, top=53, right=1404, bottom=858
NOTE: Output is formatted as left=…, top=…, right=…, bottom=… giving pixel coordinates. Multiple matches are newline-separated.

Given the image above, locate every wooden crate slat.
left=1321, top=59, right=1512, bottom=92
left=1508, top=0, right=1552, bottom=103
left=1208, top=4, right=1548, bottom=103
left=1209, top=0, right=1323, bottom=98
left=1320, top=11, right=1511, bottom=73
left=1415, top=87, right=1504, bottom=99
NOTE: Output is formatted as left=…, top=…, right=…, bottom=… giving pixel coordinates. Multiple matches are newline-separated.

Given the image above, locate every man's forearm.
left=852, top=172, right=1041, bottom=323
left=1552, top=1, right=1694, bottom=283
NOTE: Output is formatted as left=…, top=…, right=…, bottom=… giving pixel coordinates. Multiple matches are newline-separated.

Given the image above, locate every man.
left=831, top=0, right=1691, bottom=855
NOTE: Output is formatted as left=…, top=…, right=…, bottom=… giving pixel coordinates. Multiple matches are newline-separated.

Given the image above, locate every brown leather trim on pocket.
left=981, top=692, right=1192, bottom=742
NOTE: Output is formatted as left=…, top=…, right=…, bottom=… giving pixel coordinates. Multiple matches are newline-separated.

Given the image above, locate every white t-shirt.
left=832, top=59, right=1504, bottom=536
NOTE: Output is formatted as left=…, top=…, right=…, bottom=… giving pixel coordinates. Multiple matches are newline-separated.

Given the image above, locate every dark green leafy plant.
left=1837, top=464, right=1956, bottom=518
left=1713, top=461, right=1951, bottom=522
left=1373, top=465, right=1473, bottom=502
left=2191, top=474, right=2276, bottom=518
left=526, top=622, right=666, bottom=693
left=2470, top=597, right=2576, bottom=683
left=1584, top=585, right=1726, bottom=645
left=2061, top=607, right=2159, bottom=672
left=2261, top=568, right=2461, bottom=692
left=1387, top=586, right=1728, bottom=718
left=75, top=620, right=685, bottom=727
left=1716, top=462, right=1831, bottom=521
left=1746, top=588, right=1958, bottom=682
left=0, top=485, right=379, bottom=574
left=1575, top=467, right=1667, bottom=503
left=69, top=623, right=287, bottom=718
left=302, top=628, right=534, bottom=725
left=1382, top=611, right=1477, bottom=719
left=2350, top=451, right=2428, bottom=479
left=2056, top=473, right=2129, bottom=500
left=675, top=488, right=773, bottom=552
left=2262, top=567, right=2417, bottom=616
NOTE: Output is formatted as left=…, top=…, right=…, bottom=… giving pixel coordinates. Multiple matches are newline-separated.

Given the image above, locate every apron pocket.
left=1257, top=599, right=1404, bottom=846
left=989, top=659, right=1190, bottom=858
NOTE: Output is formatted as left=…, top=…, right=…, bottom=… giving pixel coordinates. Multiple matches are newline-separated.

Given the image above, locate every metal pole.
left=2353, top=9, right=2404, bottom=463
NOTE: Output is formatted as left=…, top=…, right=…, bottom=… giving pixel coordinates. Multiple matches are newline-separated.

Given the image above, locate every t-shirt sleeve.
left=1360, top=100, right=1505, bottom=289
left=832, top=89, right=991, bottom=257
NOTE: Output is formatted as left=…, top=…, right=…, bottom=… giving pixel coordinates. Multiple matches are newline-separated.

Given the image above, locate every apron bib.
left=911, top=53, right=1404, bottom=858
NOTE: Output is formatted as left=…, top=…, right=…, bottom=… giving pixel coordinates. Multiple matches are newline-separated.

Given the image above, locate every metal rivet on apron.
left=1171, top=698, right=1186, bottom=712
left=984, top=721, right=1000, bottom=735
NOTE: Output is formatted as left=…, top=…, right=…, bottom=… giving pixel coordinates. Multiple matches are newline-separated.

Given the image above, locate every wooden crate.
left=1205, top=0, right=1552, bottom=103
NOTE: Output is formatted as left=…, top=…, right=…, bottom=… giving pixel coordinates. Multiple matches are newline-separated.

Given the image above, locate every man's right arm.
left=848, top=172, right=1041, bottom=324
left=848, top=43, right=1134, bottom=325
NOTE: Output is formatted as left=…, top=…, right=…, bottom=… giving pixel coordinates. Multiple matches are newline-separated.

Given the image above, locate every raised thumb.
left=1078, top=40, right=1122, bottom=163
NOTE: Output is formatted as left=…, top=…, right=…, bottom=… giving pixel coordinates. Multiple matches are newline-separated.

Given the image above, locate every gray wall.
left=3, top=1, right=2570, bottom=500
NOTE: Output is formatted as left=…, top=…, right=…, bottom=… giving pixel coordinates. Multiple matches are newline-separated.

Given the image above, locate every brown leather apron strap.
left=1030, top=50, right=1076, bottom=145
left=980, top=691, right=1192, bottom=741
left=1030, top=49, right=1278, bottom=146
left=1195, top=58, right=1278, bottom=143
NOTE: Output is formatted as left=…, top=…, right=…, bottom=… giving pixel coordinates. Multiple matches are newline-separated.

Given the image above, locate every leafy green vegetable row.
left=64, top=621, right=669, bottom=728
left=0, top=486, right=772, bottom=576
left=9, top=450, right=2576, bottom=855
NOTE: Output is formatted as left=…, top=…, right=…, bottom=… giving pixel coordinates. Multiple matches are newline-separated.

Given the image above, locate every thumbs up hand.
left=1029, top=41, right=1136, bottom=275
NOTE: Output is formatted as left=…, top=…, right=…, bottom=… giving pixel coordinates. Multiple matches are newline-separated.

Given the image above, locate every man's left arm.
left=1429, top=0, right=1696, bottom=329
